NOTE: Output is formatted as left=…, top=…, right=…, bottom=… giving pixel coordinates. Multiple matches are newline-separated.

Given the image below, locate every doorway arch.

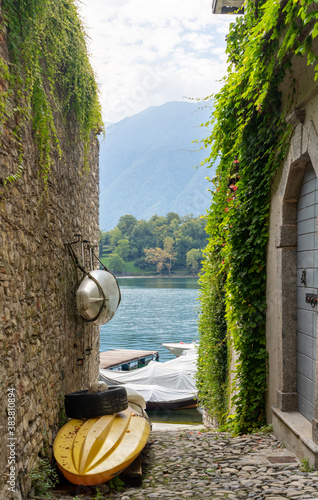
left=275, top=119, right=318, bottom=446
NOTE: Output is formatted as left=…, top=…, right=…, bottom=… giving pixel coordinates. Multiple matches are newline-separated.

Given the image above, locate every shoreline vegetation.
left=115, top=274, right=199, bottom=279
left=100, top=213, right=207, bottom=276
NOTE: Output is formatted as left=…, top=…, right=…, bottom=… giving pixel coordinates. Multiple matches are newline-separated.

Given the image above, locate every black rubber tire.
left=64, top=386, right=128, bottom=419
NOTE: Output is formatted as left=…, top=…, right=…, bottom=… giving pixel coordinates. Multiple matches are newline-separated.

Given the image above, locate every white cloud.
left=76, top=0, right=238, bottom=122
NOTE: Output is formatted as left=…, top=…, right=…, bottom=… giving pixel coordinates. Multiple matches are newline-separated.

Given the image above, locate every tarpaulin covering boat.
left=161, top=342, right=196, bottom=357
left=99, top=350, right=198, bottom=410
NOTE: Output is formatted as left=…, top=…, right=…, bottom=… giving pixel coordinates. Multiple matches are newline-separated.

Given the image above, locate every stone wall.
left=0, top=15, right=100, bottom=500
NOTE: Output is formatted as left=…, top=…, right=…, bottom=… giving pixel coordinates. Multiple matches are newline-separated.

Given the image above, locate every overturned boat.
left=53, top=385, right=150, bottom=486
left=99, top=349, right=198, bottom=410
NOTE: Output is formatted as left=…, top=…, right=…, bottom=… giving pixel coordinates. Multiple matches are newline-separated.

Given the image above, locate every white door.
left=297, top=163, right=318, bottom=421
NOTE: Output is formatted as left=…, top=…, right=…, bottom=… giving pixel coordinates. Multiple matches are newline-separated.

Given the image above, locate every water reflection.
left=117, top=277, right=199, bottom=289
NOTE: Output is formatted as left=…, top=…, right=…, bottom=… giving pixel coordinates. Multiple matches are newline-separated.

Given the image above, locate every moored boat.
left=146, top=396, right=197, bottom=410
left=99, top=349, right=198, bottom=411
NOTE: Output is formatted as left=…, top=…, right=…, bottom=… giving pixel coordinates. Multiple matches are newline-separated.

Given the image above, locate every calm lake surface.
left=100, top=277, right=200, bottom=363
left=100, top=277, right=202, bottom=423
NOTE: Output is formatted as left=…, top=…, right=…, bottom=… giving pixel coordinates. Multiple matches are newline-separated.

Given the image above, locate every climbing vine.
left=196, top=248, right=228, bottom=424
left=198, top=0, right=318, bottom=433
left=0, top=0, right=103, bottom=186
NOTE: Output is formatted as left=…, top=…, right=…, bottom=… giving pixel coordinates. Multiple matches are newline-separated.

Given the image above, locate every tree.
left=131, top=220, right=155, bottom=257
left=163, top=237, right=177, bottom=276
left=99, top=231, right=112, bottom=256
left=117, top=214, right=137, bottom=237
left=186, top=248, right=202, bottom=275
left=144, top=247, right=170, bottom=274
left=175, top=234, right=194, bottom=268
left=166, top=212, right=181, bottom=224
left=108, top=253, right=125, bottom=273
left=109, top=227, right=122, bottom=249
left=116, top=238, right=130, bottom=260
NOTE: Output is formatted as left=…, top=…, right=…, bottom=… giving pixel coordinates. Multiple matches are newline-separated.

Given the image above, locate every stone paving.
left=41, top=424, right=318, bottom=500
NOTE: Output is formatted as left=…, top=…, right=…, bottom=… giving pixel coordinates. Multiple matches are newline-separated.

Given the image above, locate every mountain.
left=99, top=101, right=215, bottom=231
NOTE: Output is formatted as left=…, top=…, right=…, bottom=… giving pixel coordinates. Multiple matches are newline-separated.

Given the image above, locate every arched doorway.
left=271, top=120, right=318, bottom=463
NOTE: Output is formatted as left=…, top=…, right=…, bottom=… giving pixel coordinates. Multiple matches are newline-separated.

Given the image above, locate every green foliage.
left=257, top=424, right=273, bottom=434
left=1, top=0, right=103, bottom=187
left=186, top=248, right=202, bottom=274
left=108, top=475, right=125, bottom=491
left=92, top=488, right=106, bottom=500
left=30, top=457, right=58, bottom=497
left=3, top=164, right=24, bottom=186
left=107, top=253, right=126, bottom=273
left=117, top=214, right=138, bottom=236
left=197, top=250, right=228, bottom=425
left=58, top=394, right=68, bottom=428
left=0, top=55, right=10, bottom=124
left=199, top=0, right=318, bottom=433
left=300, top=457, right=315, bottom=472
left=100, top=213, right=207, bottom=274
left=144, top=246, right=171, bottom=274
left=116, top=238, right=131, bottom=260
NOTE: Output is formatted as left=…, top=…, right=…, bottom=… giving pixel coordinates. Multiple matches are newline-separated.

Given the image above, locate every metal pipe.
left=83, top=239, right=89, bottom=268
left=89, top=244, right=93, bottom=271
left=90, top=245, right=98, bottom=270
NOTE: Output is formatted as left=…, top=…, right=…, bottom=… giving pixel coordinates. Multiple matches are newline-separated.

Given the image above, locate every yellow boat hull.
left=53, top=407, right=150, bottom=486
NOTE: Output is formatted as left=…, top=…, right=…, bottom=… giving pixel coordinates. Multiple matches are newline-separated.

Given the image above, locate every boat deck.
left=99, top=349, right=159, bottom=370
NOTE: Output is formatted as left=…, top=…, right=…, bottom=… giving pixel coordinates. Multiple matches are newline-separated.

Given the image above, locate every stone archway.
left=272, top=119, right=318, bottom=454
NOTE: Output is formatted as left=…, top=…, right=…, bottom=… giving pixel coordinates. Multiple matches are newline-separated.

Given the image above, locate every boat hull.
left=53, top=407, right=150, bottom=486
left=146, top=397, right=197, bottom=411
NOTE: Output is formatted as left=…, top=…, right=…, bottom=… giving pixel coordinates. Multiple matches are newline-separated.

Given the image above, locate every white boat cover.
left=99, top=350, right=198, bottom=403
left=162, top=342, right=196, bottom=357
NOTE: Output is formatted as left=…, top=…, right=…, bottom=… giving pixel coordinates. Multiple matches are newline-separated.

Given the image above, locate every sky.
left=77, top=0, right=238, bottom=124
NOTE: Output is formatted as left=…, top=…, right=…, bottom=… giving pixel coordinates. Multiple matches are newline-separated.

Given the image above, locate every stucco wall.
left=0, top=20, right=100, bottom=500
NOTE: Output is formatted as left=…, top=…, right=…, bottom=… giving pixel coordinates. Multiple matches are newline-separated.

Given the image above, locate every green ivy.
left=30, top=457, right=58, bottom=497
left=196, top=248, right=228, bottom=425
left=198, top=0, right=318, bottom=434
left=0, top=0, right=103, bottom=186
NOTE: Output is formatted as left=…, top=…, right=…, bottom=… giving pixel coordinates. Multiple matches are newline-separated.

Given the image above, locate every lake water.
left=100, top=277, right=200, bottom=362
left=100, top=277, right=202, bottom=423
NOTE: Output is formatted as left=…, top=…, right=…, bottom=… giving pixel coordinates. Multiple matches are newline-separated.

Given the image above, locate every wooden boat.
left=99, top=348, right=159, bottom=371
left=53, top=406, right=150, bottom=486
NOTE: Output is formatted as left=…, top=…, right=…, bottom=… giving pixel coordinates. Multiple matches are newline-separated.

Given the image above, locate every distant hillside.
left=99, top=101, right=215, bottom=231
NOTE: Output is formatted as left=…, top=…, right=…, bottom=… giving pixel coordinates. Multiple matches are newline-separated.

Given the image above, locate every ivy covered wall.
left=197, top=0, right=318, bottom=434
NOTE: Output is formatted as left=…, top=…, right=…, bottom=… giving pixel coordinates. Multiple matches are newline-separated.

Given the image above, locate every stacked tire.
left=64, top=386, right=128, bottom=419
